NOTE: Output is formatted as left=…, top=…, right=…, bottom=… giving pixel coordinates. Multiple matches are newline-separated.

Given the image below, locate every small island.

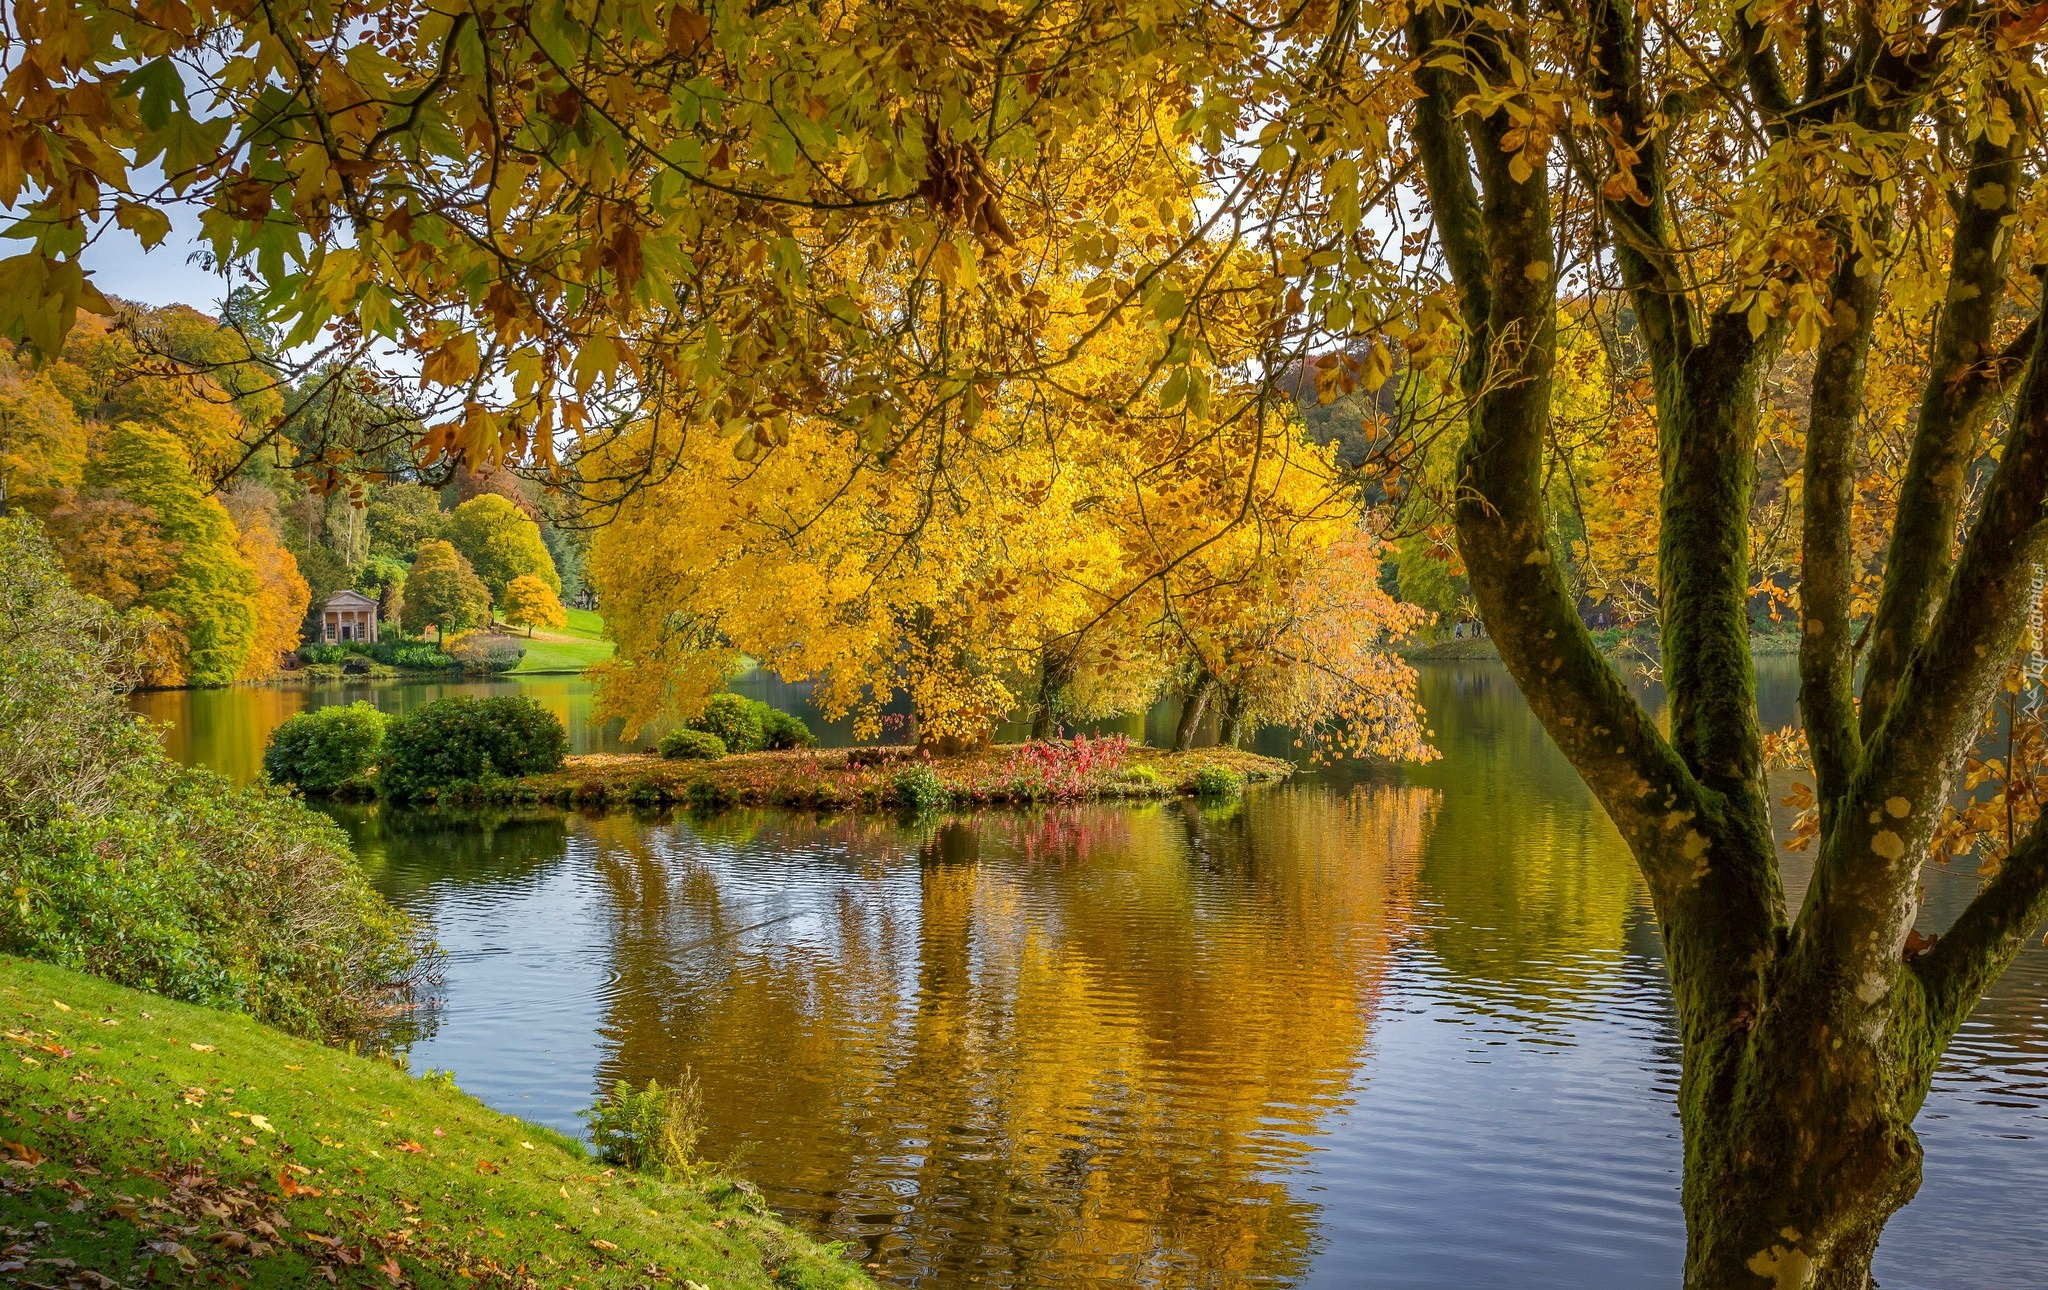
left=516, top=743, right=1295, bottom=811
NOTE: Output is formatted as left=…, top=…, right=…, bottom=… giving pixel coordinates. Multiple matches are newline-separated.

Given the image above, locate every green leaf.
left=116, top=201, right=174, bottom=250
left=125, top=59, right=188, bottom=133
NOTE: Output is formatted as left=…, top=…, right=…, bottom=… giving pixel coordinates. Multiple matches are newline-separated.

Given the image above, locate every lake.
left=138, top=662, right=2048, bottom=1286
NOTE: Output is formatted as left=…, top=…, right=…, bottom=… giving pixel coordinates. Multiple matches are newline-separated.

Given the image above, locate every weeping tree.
left=10, top=0, right=2048, bottom=1280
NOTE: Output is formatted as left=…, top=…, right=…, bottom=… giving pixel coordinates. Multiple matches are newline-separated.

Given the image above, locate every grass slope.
left=0, top=956, right=870, bottom=1290
left=506, top=610, right=615, bottom=676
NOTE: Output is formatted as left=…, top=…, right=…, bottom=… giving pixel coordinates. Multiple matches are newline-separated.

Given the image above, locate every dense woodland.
left=0, top=304, right=585, bottom=684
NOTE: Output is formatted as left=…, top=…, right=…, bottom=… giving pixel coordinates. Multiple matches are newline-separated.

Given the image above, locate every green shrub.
left=380, top=695, right=566, bottom=801
left=758, top=706, right=815, bottom=750
left=893, top=763, right=950, bottom=812
left=2, top=771, right=423, bottom=1040
left=262, top=702, right=386, bottom=794
left=387, top=643, right=457, bottom=670
left=688, top=693, right=763, bottom=753
left=659, top=729, right=727, bottom=760
left=685, top=777, right=734, bottom=809
left=1120, top=763, right=1163, bottom=786
left=1190, top=764, right=1243, bottom=797
left=298, top=642, right=350, bottom=665
left=585, top=1075, right=704, bottom=1175
left=0, top=515, right=422, bottom=1042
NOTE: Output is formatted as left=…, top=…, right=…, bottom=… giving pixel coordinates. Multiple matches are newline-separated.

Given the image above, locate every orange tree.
left=13, top=0, right=2048, bottom=1280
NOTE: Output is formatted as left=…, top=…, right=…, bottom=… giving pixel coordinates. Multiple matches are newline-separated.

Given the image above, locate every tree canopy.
left=447, top=492, right=559, bottom=601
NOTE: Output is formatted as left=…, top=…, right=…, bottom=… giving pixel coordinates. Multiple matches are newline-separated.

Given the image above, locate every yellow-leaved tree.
left=501, top=574, right=567, bottom=637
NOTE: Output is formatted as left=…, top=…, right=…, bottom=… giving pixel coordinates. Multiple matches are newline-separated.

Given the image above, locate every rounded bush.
left=1190, top=764, right=1244, bottom=798
left=445, top=632, right=524, bottom=674
left=893, top=763, right=950, bottom=812
left=262, top=701, right=387, bottom=794
left=380, top=695, right=566, bottom=801
left=659, top=729, right=727, bottom=760
left=688, top=693, right=764, bottom=752
left=759, top=707, right=816, bottom=750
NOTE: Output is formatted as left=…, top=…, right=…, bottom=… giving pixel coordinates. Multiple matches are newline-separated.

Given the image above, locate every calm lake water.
left=138, top=663, right=2048, bottom=1286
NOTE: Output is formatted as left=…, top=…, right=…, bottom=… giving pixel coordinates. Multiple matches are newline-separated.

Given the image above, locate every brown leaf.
left=277, top=1170, right=323, bottom=1199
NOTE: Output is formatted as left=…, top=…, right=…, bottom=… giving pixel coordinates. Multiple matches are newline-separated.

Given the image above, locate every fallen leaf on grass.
left=475, top=1161, right=500, bottom=1175
left=190, top=1043, right=215, bottom=1053
left=148, top=1240, right=198, bottom=1270
left=50, top=1000, right=70, bottom=1013
left=590, top=1239, right=618, bottom=1253
left=0, top=1141, right=43, bottom=1166
left=380, top=1254, right=405, bottom=1284
left=283, top=1063, right=303, bottom=1071
left=248, top=1114, right=275, bottom=1134
left=394, top=1141, right=424, bottom=1153
left=277, top=1170, right=324, bottom=1199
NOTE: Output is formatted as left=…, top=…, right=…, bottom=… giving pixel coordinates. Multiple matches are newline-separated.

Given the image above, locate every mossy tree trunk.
left=1408, top=5, right=2048, bottom=1284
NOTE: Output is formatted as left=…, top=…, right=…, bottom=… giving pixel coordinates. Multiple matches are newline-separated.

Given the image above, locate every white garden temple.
left=318, top=589, right=380, bottom=643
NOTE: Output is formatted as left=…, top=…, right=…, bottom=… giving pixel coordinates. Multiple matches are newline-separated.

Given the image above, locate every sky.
left=80, top=200, right=236, bottom=314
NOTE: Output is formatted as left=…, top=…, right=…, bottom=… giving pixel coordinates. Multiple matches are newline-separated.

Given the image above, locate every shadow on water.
left=140, top=657, right=2046, bottom=1288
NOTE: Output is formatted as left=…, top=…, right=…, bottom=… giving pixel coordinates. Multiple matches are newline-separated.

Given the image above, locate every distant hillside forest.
left=0, top=302, right=587, bottom=686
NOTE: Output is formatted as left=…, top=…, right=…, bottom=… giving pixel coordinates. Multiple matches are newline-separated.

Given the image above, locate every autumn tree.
left=84, top=422, right=257, bottom=686
left=401, top=539, right=492, bottom=637
left=0, top=353, right=85, bottom=512
left=501, top=573, right=566, bottom=637
left=446, top=494, right=558, bottom=603
left=365, top=484, right=447, bottom=560
left=1392, top=0, right=2048, bottom=1280
left=222, top=485, right=311, bottom=680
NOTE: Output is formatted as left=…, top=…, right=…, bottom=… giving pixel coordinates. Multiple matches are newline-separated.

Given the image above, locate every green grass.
left=0, top=956, right=870, bottom=1290
left=507, top=636, right=615, bottom=674
left=506, top=609, right=615, bottom=674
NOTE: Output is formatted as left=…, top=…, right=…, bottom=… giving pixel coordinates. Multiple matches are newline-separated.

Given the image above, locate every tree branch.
left=1795, top=318, right=2048, bottom=986
left=1583, top=0, right=1694, bottom=373
left=1916, top=823, right=2048, bottom=1047
left=1862, top=122, right=2030, bottom=737
left=1406, top=7, right=1490, bottom=339
left=1799, top=225, right=1884, bottom=826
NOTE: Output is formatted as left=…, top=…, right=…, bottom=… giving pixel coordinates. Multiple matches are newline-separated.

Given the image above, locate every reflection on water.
left=147, top=661, right=2047, bottom=1285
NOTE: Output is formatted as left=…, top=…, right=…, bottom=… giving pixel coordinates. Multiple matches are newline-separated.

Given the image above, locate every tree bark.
left=1217, top=685, right=1247, bottom=747
left=1173, top=671, right=1214, bottom=751
left=1031, top=645, right=1076, bottom=741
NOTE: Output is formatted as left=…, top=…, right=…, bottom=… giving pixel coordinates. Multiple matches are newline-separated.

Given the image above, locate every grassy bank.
left=507, top=609, right=615, bottom=676
left=0, top=956, right=871, bottom=1290
left=445, top=743, right=1293, bottom=810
